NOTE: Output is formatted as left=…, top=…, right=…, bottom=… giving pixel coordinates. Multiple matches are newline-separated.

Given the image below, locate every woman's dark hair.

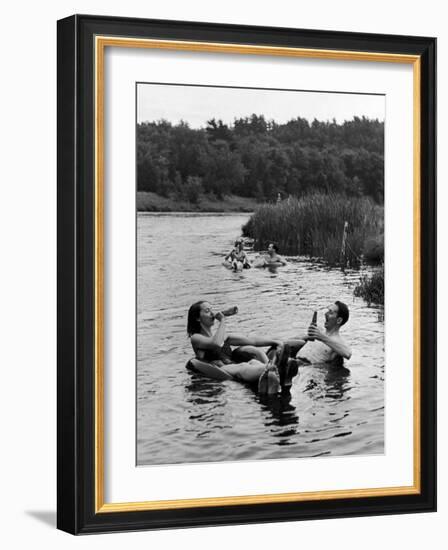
left=187, top=301, right=205, bottom=336
left=269, top=242, right=279, bottom=252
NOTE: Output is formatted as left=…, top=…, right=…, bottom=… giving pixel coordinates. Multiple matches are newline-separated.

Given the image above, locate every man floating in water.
left=254, top=242, right=287, bottom=267
left=288, top=301, right=352, bottom=368
left=259, top=302, right=352, bottom=391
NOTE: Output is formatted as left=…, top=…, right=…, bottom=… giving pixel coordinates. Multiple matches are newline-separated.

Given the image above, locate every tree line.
left=137, top=114, right=384, bottom=204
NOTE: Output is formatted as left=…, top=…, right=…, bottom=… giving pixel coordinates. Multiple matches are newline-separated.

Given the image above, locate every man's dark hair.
left=335, top=300, right=349, bottom=326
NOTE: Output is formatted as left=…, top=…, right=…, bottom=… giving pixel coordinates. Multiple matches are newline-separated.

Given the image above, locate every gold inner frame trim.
left=94, top=35, right=421, bottom=514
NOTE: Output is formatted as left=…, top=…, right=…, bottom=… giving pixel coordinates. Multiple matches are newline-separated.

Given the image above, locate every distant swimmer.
left=254, top=243, right=287, bottom=268
left=224, top=239, right=251, bottom=271
left=288, top=301, right=352, bottom=366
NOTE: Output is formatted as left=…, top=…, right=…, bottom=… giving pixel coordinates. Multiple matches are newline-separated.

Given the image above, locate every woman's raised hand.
left=214, top=311, right=225, bottom=322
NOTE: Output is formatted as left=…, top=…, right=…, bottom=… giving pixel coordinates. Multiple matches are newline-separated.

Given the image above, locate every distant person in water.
left=224, top=239, right=251, bottom=271
left=257, top=243, right=287, bottom=267
left=187, top=300, right=292, bottom=393
left=288, top=301, right=352, bottom=366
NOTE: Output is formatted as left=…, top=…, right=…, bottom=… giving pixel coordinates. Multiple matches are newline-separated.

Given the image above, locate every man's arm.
left=307, top=326, right=352, bottom=360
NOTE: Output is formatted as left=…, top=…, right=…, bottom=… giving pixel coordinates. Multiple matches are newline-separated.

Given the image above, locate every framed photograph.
left=57, top=14, right=436, bottom=534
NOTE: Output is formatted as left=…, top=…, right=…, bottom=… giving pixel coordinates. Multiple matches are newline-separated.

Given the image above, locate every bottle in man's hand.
left=307, top=310, right=318, bottom=341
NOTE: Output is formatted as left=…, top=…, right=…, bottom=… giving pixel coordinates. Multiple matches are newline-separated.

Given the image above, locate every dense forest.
left=137, top=115, right=384, bottom=205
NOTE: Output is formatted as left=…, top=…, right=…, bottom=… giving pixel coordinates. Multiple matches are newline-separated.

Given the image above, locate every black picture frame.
left=57, top=14, right=436, bottom=534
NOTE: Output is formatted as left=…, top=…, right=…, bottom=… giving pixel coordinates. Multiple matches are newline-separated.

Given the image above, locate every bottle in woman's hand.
left=216, top=306, right=238, bottom=318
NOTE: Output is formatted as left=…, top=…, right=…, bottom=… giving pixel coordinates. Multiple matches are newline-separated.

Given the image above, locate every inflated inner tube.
left=186, top=358, right=235, bottom=381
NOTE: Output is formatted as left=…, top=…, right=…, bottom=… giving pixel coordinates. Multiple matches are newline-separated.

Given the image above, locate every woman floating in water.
left=224, top=239, right=251, bottom=271
left=186, top=301, right=296, bottom=394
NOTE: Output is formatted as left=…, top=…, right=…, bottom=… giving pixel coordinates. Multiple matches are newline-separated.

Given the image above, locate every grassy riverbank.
left=354, top=266, right=385, bottom=305
left=137, top=191, right=259, bottom=212
left=242, top=194, right=384, bottom=268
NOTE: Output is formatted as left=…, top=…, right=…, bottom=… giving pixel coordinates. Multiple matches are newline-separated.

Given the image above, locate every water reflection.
left=257, top=391, right=300, bottom=446
left=184, top=373, right=227, bottom=403
left=185, top=371, right=300, bottom=438
left=300, top=364, right=351, bottom=401
left=266, top=265, right=280, bottom=276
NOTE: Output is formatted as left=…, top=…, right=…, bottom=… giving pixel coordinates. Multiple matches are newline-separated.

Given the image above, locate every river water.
left=137, top=212, right=384, bottom=465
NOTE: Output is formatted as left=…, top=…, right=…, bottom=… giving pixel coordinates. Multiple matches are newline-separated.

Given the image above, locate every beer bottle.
left=308, top=310, right=318, bottom=341
left=216, top=306, right=238, bottom=318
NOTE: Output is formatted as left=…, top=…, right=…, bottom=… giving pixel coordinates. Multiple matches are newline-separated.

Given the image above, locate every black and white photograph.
left=136, top=83, right=385, bottom=466
left=0, top=0, right=440, bottom=541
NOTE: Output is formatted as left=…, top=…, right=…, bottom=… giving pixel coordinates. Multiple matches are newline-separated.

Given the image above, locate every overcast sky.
left=137, top=83, right=385, bottom=128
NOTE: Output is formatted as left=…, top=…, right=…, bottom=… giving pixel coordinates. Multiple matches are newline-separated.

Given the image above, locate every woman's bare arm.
left=191, top=316, right=227, bottom=350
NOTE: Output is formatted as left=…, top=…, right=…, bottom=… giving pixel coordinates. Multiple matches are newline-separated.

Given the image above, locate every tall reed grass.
left=242, top=194, right=383, bottom=267
left=354, top=265, right=384, bottom=305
